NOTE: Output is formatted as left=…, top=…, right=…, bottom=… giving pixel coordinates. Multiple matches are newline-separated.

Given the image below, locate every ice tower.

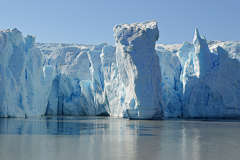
left=113, top=20, right=165, bottom=119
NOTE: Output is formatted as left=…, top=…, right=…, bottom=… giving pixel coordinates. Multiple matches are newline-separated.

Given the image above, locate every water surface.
left=0, top=116, right=240, bottom=160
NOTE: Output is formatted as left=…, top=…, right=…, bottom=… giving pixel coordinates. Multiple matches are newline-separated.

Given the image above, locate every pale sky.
left=1, top=0, right=239, bottom=45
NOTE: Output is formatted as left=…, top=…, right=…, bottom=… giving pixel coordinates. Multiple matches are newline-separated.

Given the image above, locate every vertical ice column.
left=113, top=20, right=165, bottom=119
left=193, top=28, right=212, bottom=78
left=100, top=45, right=127, bottom=117
left=88, top=50, right=109, bottom=115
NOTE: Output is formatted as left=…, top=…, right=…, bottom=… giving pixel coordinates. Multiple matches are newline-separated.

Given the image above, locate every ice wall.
left=0, top=29, right=47, bottom=117
left=2, top=21, right=240, bottom=119
left=42, top=42, right=109, bottom=116
left=157, top=29, right=240, bottom=119
left=183, top=29, right=240, bottom=118
left=88, top=48, right=109, bottom=115
left=38, top=20, right=166, bottom=119
left=156, top=45, right=182, bottom=118
left=100, top=45, right=126, bottom=117
left=113, top=20, right=165, bottom=119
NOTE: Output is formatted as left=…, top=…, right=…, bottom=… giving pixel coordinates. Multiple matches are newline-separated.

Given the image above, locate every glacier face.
left=182, top=29, right=240, bottom=118
left=36, top=20, right=165, bottom=119
left=0, top=29, right=48, bottom=117
left=1, top=20, right=240, bottom=119
left=157, top=30, right=240, bottom=119
left=38, top=42, right=125, bottom=117
left=38, top=42, right=110, bottom=116
left=100, top=45, right=126, bottom=117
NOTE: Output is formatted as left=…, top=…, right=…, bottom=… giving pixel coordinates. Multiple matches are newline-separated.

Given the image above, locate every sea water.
left=0, top=116, right=240, bottom=160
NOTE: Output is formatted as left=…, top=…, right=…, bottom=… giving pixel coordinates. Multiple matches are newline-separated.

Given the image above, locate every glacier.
left=157, top=29, right=240, bottom=118
left=0, top=29, right=48, bottom=117
left=1, top=20, right=240, bottom=119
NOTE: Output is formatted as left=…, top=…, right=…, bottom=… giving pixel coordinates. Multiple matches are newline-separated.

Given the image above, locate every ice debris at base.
left=1, top=20, right=240, bottom=119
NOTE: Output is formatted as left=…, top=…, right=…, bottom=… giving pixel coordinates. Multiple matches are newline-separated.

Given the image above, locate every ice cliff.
left=113, top=20, right=164, bottom=119
left=34, top=20, right=165, bottom=119
left=157, top=29, right=240, bottom=119
left=1, top=20, right=240, bottom=119
left=0, top=29, right=49, bottom=117
left=182, top=29, right=240, bottom=118
left=40, top=42, right=109, bottom=116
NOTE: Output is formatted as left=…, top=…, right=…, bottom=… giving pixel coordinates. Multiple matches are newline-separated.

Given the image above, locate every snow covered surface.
left=1, top=20, right=240, bottom=119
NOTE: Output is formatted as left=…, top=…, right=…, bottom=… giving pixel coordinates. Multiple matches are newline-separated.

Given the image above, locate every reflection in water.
left=0, top=117, right=240, bottom=160
left=181, top=123, right=200, bottom=160
left=0, top=116, right=110, bottom=135
left=0, top=116, right=166, bottom=136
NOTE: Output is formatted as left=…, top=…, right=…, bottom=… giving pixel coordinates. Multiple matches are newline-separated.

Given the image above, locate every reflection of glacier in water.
left=0, top=116, right=162, bottom=136
left=0, top=117, right=240, bottom=160
left=0, top=116, right=109, bottom=135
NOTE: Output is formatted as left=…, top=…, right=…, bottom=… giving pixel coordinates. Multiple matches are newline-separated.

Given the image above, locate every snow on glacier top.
left=113, top=20, right=158, bottom=32
left=36, top=40, right=240, bottom=60
left=113, top=20, right=159, bottom=43
left=35, top=42, right=95, bottom=55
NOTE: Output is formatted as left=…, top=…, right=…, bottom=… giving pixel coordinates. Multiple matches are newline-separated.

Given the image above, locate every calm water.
left=0, top=116, right=240, bottom=160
